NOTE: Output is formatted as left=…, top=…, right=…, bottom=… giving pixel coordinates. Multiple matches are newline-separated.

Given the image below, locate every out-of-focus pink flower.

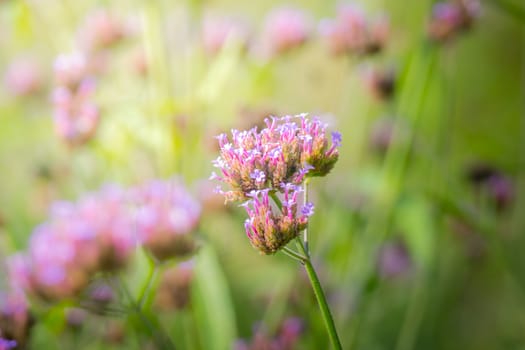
left=377, top=241, right=412, bottom=279
left=3, top=59, right=42, bottom=97
left=201, top=15, right=250, bottom=55
left=235, top=317, right=304, bottom=350
left=0, top=338, right=16, bottom=350
left=52, top=79, right=100, bottom=147
left=261, top=6, right=311, bottom=56
left=319, top=4, right=389, bottom=56
left=427, top=0, right=480, bottom=42
left=53, top=52, right=92, bottom=89
left=52, top=52, right=100, bottom=147
left=131, top=179, right=201, bottom=261
left=0, top=289, right=32, bottom=348
left=78, top=10, right=128, bottom=52
left=360, top=65, right=396, bottom=100
left=9, top=185, right=137, bottom=301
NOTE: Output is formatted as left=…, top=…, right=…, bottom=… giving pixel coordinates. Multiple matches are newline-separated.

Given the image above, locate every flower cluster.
left=319, top=4, right=389, bottom=56
left=211, top=114, right=340, bottom=254
left=6, top=179, right=200, bottom=302
left=199, top=4, right=388, bottom=60
left=131, top=180, right=201, bottom=261
left=52, top=52, right=100, bottom=147
left=427, top=0, right=480, bottom=42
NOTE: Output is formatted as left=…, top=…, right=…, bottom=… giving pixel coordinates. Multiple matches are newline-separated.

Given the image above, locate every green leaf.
left=192, top=245, right=237, bottom=350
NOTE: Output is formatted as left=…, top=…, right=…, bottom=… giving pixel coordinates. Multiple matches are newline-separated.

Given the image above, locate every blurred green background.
left=1, top=0, right=525, bottom=349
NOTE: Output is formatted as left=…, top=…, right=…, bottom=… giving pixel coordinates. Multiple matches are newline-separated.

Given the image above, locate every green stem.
left=282, top=246, right=307, bottom=262
left=138, top=257, right=159, bottom=309
left=303, top=179, right=310, bottom=254
left=303, top=258, right=343, bottom=350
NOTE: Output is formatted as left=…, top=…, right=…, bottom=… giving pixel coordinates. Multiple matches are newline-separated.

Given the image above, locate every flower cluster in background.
left=5, top=178, right=200, bottom=303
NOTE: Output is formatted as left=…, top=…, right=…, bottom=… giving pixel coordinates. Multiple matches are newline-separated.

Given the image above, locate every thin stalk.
left=138, top=258, right=159, bottom=309
left=283, top=246, right=307, bottom=262
left=303, top=179, right=310, bottom=254
left=303, top=258, right=343, bottom=350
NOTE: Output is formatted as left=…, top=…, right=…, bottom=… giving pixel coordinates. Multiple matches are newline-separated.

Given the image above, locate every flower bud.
left=242, top=187, right=313, bottom=254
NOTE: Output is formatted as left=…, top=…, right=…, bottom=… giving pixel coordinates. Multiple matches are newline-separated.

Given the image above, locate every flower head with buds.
left=211, top=114, right=339, bottom=254
left=242, top=186, right=314, bottom=254
left=211, top=114, right=340, bottom=203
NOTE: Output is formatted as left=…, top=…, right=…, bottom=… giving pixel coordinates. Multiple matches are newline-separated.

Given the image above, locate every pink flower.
left=261, top=6, right=311, bottom=56
left=319, top=4, right=389, bottom=56
left=131, top=179, right=201, bottom=261
left=4, top=59, right=42, bottom=97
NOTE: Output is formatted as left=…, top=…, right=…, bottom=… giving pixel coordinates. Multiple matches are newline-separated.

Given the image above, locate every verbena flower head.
left=131, top=179, right=201, bottom=261
left=211, top=114, right=341, bottom=203
left=242, top=186, right=314, bottom=254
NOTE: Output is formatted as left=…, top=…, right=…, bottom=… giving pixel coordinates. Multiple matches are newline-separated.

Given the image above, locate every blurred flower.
left=131, top=179, right=201, bottom=261
left=319, top=4, right=389, bottom=56
left=0, top=289, right=32, bottom=348
left=201, top=15, right=250, bottom=55
left=155, top=260, right=194, bottom=310
left=261, top=6, right=311, bottom=57
left=52, top=79, right=100, bottom=147
left=360, top=65, right=396, bottom=101
left=211, top=114, right=340, bottom=203
left=65, top=307, right=87, bottom=330
left=9, top=185, right=137, bottom=301
left=3, top=59, right=43, bottom=97
left=466, top=163, right=514, bottom=211
left=242, top=187, right=313, bottom=254
left=53, top=52, right=92, bottom=89
left=377, top=240, right=412, bottom=279
left=78, top=9, right=128, bottom=52
left=0, top=338, right=16, bottom=350
left=427, top=0, right=480, bottom=42
left=235, top=317, right=304, bottom=350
